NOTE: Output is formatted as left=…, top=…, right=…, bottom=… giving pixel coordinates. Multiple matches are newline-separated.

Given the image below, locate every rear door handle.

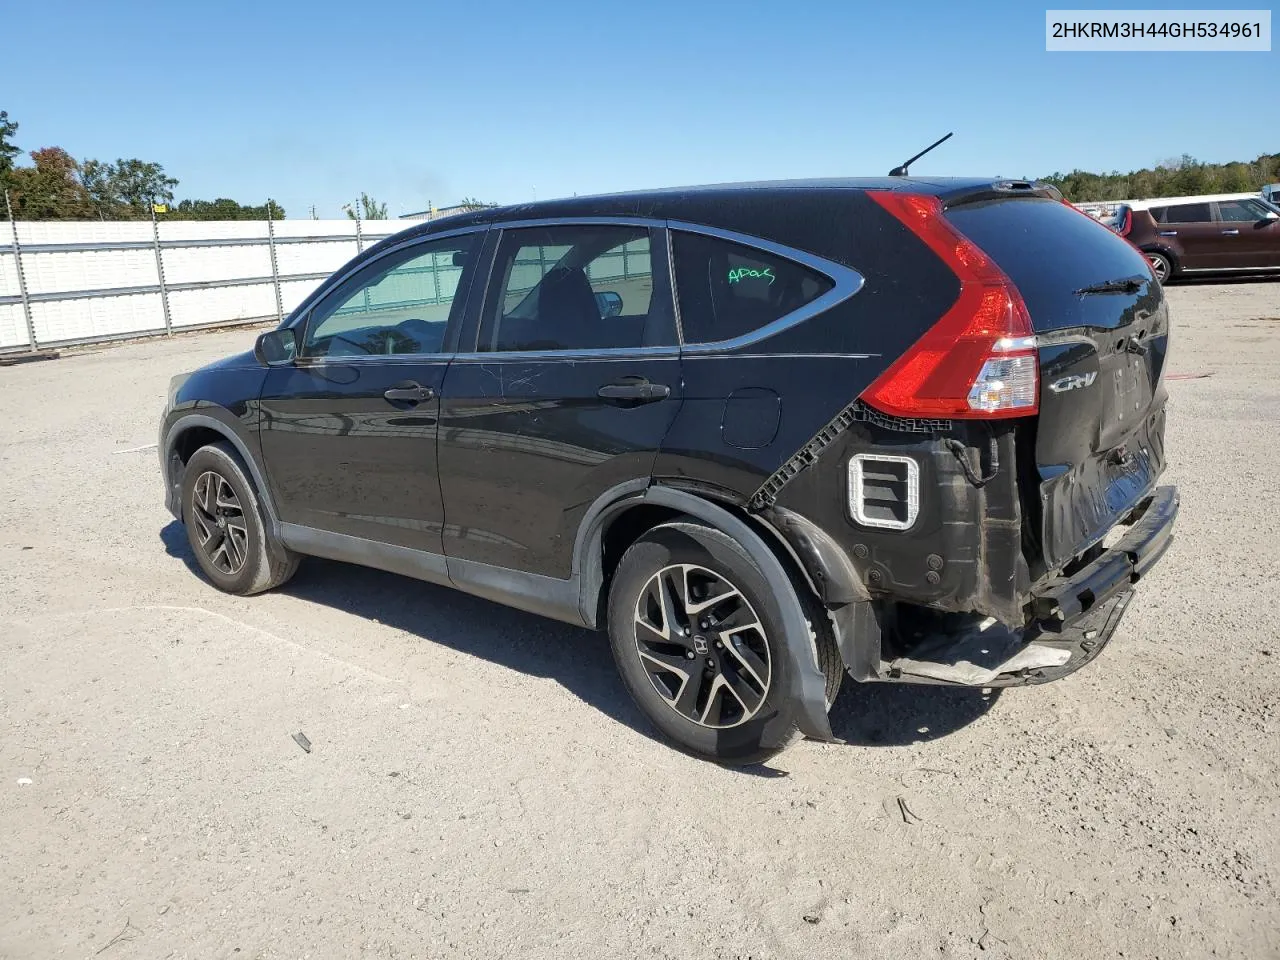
left=383, top=382, right=435, bottom=403
left=1221, top=229, right=1240, bottom=235
left=1158, top=230, right=1178, bottom=237
left=597, top=378, right=671, bottom=403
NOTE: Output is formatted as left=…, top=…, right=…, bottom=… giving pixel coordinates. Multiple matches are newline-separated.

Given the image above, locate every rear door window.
left=478, top=225, right=669, bottom=352
left=671, top=231, right=833, bottom=344
left=1159, top=203, right=1213, bottom=224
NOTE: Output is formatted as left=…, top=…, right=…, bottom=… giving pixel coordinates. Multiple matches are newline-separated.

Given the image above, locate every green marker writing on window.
left=728, top=266, right=775, bottom=285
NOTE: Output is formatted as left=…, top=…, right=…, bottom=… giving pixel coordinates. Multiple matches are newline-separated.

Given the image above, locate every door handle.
left=1158, top=230, right=1178, bottom=237
left=1221, top=229, right=1240, bottom=235
left=383, top=382, right=435, bottom=403
left=597, top=378, right=671, bottom=403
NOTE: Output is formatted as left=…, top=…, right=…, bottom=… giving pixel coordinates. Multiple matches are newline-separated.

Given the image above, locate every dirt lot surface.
left=2, top=279, right=1279, bottom=959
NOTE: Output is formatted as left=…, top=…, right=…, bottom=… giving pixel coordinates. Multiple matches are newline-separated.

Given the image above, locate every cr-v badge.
left=1048, top=371, right=1098, bottom=393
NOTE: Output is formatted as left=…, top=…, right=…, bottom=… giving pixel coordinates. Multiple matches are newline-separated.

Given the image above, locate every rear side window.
left=671, top=231, right=833, bottom=344
left=1155, top=203, right=1212, bottom=224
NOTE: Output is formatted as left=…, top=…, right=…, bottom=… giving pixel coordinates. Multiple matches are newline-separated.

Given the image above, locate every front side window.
left=303, top=233, right=479, bottom=357
left=671, top=231, right=834, bottom=344
left=1217, top=199, right=1268, bottom=222
left=479, top=225, right=665, bottom=352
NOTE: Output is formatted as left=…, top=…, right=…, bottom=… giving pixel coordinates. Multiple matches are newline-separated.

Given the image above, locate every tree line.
left=0, top=110, right=284, bottom=220
left=21, top=105, right=1267, bottom=217
left=1043, top=152, right=1279, bottom=202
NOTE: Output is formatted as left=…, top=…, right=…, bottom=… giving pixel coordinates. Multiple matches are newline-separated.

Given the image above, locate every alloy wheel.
left=1147, top=253, right=1169, bottom=282
left=633, top=563, right=772, bottom=729
left=190, top=471, right=249, bottom=576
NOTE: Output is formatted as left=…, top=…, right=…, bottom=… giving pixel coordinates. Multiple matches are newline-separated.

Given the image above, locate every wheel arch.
left=573, top=483, right=837, bottom=742
left=1139, top=244, right=1179, bottom=278
left=163, top=412, right=286, bottom=558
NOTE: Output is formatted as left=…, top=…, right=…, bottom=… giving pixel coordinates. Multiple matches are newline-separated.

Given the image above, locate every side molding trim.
left=280, top=522, right=451, bottom=586
left=447, top=556, right=587, bottom=627
left=276, top=523, right=591, bottom=628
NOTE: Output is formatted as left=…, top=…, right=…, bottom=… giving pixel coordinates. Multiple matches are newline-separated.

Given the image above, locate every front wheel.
left=181, top=442, right=299, bottom=595
left=607, top=522, right=840, bottom=765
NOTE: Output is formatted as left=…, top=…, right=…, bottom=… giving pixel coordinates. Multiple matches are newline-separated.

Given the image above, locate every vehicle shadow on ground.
left=828, top=683, right=999, bottom=747
left=1170, top=273, right=1279, bottom=286
left=160, top=522, right=999, bottom=762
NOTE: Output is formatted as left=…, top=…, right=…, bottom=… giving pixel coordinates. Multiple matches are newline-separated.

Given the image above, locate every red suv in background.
left=1114, top=193, right=1280, bottom=283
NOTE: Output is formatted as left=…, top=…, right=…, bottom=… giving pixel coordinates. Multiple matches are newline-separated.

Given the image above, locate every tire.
left=606, top=521, right=841, bottom=765
left=1145, top=250, right=1173, bottom=284
left=181, top=442, right=299, bottom=596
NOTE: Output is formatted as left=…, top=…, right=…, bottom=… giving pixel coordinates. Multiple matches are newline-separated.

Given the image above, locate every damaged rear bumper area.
left=1030, top=485, right=1178, bottom=628
left=832, top=486, right=1178, bottom=688
left=885, top=588, right=1135, bottom=688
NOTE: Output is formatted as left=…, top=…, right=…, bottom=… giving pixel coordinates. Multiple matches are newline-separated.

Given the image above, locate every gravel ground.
left=2, top=279, right=1278, bottom=960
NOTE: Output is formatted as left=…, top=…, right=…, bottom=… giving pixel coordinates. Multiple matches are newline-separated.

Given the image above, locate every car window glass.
left=671, top=231, right=834, bottom=344
left=1161, top=203, right=1212, bottom=224
left=480, top=225, right=661, bottom=352
left=502, top=244, right=572, bottom=315
left=1217, top=200, right=1267, bottom=222
left=304, top=234, right=479, bottom=357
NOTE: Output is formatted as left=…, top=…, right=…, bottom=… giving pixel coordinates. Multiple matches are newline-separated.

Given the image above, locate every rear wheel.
left=1145, top=250, right=1173, bottom=284
left=181, top=442, right=299, bottom=595
left=607, top=522, right=840, bottom=765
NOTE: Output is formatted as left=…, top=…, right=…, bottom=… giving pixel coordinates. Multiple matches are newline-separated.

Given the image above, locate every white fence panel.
left=273, top=240, right=358, bottom=276
left=160, top=221, right=270, bottom=242
left=162, top=244, right=274, bottom=285
left=280, top=278, right=324, bottom=313
left=18, top=222, right=152, bottom=245
left=0, top=218, right=416, bottom=353
left=0, top=249, right=20, bottom=297
left=273, top=220, right=353, bottom=238
left=0, top=248, right=24, bottom=349
left=0, top=303, right=27, bottom=349
left=32, top=292, right=166, bottom=344
left=22, top=248, right=158, bottom=295
left=169, top=283, right=279, bottom=329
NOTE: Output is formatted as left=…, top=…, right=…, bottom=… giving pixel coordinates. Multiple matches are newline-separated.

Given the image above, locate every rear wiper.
left=1073, top=277, right=1145, bottom=296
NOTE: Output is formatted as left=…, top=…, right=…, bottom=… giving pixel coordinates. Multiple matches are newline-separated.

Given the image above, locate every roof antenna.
left=888, top=131, right=954, bottom=177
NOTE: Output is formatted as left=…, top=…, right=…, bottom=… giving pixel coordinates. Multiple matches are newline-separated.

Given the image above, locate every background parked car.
left=1115, top=192, right=1280, bottom=283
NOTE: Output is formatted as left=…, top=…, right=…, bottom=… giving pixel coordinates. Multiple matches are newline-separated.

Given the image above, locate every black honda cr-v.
left=160, top=177, right=1178, bottom=764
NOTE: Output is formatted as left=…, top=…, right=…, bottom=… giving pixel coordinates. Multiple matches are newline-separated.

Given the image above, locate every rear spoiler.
left=935, top=180, right=1064, bottom=209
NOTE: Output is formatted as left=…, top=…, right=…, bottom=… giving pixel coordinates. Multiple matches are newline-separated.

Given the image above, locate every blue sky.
left=4, top=0, right=1275, bottom=217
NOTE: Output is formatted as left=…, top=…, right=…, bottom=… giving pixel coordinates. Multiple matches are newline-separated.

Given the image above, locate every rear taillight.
left=862, top=192, right=1038, bottom=419
left=1118, top=206, right=1133, bottom=237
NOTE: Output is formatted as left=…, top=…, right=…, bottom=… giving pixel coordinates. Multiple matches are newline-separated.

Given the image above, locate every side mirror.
left=255, top=328, right=297, bottom=366
left=1264, top=210, right=1279, bottom=221
left=594, top=291, right=623, bottom=319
